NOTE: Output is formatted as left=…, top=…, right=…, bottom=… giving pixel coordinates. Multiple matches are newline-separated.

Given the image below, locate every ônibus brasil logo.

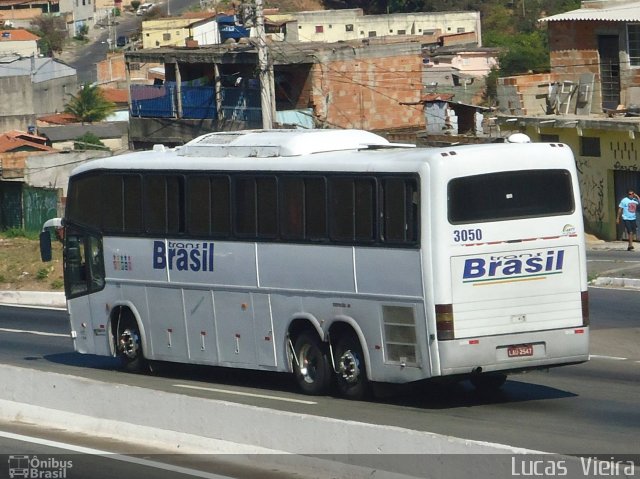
left=462, top=250, right=565, bottom=285
left=8, top=455, right=72, bottom=479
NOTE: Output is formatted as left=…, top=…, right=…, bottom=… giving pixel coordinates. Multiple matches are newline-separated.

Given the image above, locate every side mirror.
left=40, top=230, right=52, bottom=262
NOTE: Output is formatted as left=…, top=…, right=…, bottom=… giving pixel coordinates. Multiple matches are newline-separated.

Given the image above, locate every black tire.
left=116, top=318, right=147, bottom=373
left=292, top=331, right=331, bottom=395
left=470, top=372, right=507, bottom=392
left=333, top=333, right=370, bottom=400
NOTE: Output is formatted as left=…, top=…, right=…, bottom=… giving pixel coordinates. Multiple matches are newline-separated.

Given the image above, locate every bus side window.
left=382, top=178, right=418, bottom=244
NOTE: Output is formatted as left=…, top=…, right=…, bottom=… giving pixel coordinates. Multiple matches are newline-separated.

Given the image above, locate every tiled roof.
left=0, top=130, right=53, bottom=153
left=37, top=113, right=78, bottom=125
left=0, top=29, right=40, bottom=41
left=540, top=1, right=640, bottom=22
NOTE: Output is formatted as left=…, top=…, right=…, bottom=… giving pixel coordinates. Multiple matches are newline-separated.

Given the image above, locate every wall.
left=192, top=21, right=220, bottom=46
left=0, top=40, right=38, bottom=57
left=26, top=151, right=111, bottom=196
left=32, top=75, right=78, bottom=117
left=509, top=123, right=638, bottom=240
left=309, top=49, right=424, bottom=130
left=0, top=75, right=36, bottom=132
left=142, top=19, right=218, bottom=49
left=294, top=9, right=480, bottom=44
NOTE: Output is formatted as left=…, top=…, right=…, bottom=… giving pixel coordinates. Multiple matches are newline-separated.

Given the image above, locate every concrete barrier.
left=0, top=364, right=543, bottom=478
left=0, top=291, right=66, bottom=309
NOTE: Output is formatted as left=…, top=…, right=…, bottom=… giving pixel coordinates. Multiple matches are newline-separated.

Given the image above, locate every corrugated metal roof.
left=540, top=1, right=640, bottom=22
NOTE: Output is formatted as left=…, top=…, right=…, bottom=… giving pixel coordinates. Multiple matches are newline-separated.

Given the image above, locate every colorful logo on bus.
left=153, top=241, right=215, bottom=272
left=462, top=249, right=565, bottom=285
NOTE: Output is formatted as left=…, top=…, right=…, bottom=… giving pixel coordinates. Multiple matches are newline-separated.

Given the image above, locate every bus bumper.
left=437, top=326, right=589, bottom=376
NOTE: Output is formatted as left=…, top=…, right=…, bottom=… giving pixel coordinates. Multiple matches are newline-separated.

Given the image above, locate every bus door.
left=64, top=226, right=107, bottom=354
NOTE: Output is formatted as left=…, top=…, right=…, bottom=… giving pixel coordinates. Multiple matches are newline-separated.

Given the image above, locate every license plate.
left=507, top=344, right=534, bottom=357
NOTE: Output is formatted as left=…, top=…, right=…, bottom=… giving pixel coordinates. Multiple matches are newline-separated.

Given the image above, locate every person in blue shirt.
left=617, top=189, right=640, bottom=250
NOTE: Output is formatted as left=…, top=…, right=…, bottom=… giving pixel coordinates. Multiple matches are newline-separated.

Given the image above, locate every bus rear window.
left=448, top=169, right=574, bottom=224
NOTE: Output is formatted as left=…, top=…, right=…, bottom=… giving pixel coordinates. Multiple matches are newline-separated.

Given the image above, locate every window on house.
left=163, top=33, right=171, bottom=41
left=580, top=136, right=601, bottom=157
left=628, top=24, right=640, bottom=66
left=397, top=30, right=406, bottom=35
left=315, top=25, right=323, bottom=33
left=457, top=27, right=465, bottom=33
left=368, top=31, right=377, bottom=37
left=345, top=24, right=353, bottom=32
left=540, top=134, right=560, bottom=143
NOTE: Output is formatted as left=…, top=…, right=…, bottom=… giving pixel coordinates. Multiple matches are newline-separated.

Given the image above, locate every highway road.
left=0, top=284, right=638, bottom=459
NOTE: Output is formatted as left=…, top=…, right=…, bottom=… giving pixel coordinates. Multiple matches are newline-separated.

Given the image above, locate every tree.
left=30, top=15, right=66, bottom=56
left=73, top=132, right=109, bottom=151
left=64, top=84, right=116, bottom=123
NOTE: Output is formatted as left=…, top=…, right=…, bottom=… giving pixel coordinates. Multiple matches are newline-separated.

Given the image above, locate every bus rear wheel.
left=334, top=334, right=370, bottom=400
left=292, top=331, right=331, bottom=395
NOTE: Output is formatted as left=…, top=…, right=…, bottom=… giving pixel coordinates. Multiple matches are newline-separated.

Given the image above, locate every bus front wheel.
left=117, top=320, right=146, bottom=372
left=334, top=334, right=370, bottom=400
left=292, top=331, right=331, bottom=395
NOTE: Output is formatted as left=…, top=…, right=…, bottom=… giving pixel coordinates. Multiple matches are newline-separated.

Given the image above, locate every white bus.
left=41, top=129, right=589, bottom=399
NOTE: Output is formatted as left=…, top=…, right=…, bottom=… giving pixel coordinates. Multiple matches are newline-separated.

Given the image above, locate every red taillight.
left=581, top=290, right=589, bottom=326
left=436, top=304, right=454, bottom=340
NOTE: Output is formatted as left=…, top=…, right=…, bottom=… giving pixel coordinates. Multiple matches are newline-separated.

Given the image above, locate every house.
left=0, top=29, right=40, bottom=57
left=0, top=130, right=52, bottom=154
left=423, top=45, right=499, bottom=105
left=38, top=122, right=129, bottom=152
left=100, top=87, right=129, bottom=122
left=141, top=13, right=219, bottom=49
left=0, top=0, right=94, bottom=37
left=124, top=37, right=427, bottom=149
left=0, top=146, right=109, bottom=231
left=0, top=55, right=77, bottom=133
left=96, top=51, right=163, bottom=87
left=495, top=0, right=640, bottom=241
left=282, top=8, right=481, bottom=45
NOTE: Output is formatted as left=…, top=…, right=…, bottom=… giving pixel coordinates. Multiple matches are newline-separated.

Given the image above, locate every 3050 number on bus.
left=453, top=228, right=483, bottom=243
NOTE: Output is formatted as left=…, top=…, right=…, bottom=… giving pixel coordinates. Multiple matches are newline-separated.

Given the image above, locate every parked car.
left=116, top=35, right=128, bottom=47
left=136, top=3, right=154, bottom=15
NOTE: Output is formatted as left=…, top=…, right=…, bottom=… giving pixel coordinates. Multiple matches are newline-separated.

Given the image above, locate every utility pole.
left=254, top=0, right=274, bottom=129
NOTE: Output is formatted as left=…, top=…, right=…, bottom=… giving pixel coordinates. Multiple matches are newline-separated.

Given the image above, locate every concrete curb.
left=590, top=276, right=640, bottom=289
left=0, top=365, right=542, bottom=478
left=0, top=291, right=66, bottom=309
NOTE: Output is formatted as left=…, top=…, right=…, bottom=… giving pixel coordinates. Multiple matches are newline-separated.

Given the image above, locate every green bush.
left=36, top=268, right=50, bottom=280
left=3, top=228, right=27, bottom=238
left=51, top=279, right=64, bottom=290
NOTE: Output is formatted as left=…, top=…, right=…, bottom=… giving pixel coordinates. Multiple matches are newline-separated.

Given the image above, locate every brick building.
left=495, top=0, right=640, bottom=240
left=125, top=37, right=426, bottom=149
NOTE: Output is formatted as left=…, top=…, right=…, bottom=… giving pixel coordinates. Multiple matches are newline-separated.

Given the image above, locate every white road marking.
left=589, top=354, right=628, bottom=361
left=0, top=430, right=233, bottom=479
left=0, top=327, right=68, bottom=338
left=173, top=384, right=317, bottom=405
